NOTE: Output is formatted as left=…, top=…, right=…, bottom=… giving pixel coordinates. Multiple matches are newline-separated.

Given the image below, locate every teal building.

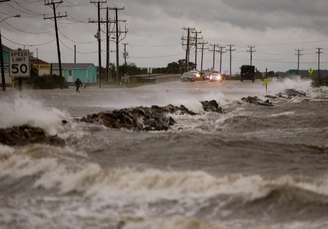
left=52, top=63, right=97, bottom=83
left=1, top=45, right=10, bottom=65
left=0, top=45, right=12, bottom=85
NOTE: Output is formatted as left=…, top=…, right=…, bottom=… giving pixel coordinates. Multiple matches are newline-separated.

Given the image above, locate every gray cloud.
left=1, top=0, right=328, bottom=72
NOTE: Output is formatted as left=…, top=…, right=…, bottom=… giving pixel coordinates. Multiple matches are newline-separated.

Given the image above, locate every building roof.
left=30, top=57, right=49, bottom=65
left=52, top=63, right=95, bottom=70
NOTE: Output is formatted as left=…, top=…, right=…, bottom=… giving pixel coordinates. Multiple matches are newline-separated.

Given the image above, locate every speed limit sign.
left=10, top=49, right=30, bottom=78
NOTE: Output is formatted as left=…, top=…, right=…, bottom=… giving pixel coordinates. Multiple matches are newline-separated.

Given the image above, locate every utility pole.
left=89, top=0, right=107, bottom=88
left=105, top=7, right=110, bottom=82
left=74, top=44, right=76, bottom=64
left=316, top=48, right=323, bottom=79
left=247, top=45, right=256, bottom=66
left=182, top=27, right=195, bottom=72
left=198, top=42, right=208, bottom=73
left=0, top=30, right=5, bottom=91
left=227, top=44, right=236, bottom=77
left=295, top=49, right=303, bottom=75
left=192, top=30, right=202, bottom=70
left=218, top=46, right=226, bottom=73
left=90, top=9, right=127, bottom=82
left=123, top=43, right=128, bottom=76
left=209, top=44, right=218, bottom=70
left=44, top=0, right=67, bottom=85
left=107, top=7, right=125, bottom=82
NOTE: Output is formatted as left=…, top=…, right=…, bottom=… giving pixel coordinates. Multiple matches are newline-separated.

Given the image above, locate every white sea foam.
left=2, top=148, right=328, bottom=212
left=2, top=151, right=328, bottom=229
left=30, top=162, right=328, bottom=204
left=270, top=111, right=295, bottom=117
left=267, top=76, right=311, bottom=96
left=0, top=95, right=69, bottom=135
left=0, top=144, right=14, bottom=155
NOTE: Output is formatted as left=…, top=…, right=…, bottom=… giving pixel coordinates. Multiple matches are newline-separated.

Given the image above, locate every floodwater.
left=1, top=78, right=328, bottom=229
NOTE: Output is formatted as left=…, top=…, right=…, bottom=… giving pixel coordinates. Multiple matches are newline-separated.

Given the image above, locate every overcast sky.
left=1, top=0, right=328, bottom=73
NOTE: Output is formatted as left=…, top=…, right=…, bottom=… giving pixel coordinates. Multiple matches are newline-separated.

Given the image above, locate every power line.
left=11, top=0, right=44, bottom=16
left=3, top=21, right=52, bottom=35
left=130, top=54, right=180, bottom=59
left=1, top=33, right=55, bottom=46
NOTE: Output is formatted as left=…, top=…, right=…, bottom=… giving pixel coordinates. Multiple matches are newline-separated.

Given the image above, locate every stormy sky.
left=1, top=0, right=328, bottom=73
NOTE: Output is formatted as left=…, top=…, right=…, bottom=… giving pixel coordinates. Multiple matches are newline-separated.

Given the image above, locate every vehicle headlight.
left=218, top=75, right=222, bottom=80
left=196, top=73, right=200, bottom=78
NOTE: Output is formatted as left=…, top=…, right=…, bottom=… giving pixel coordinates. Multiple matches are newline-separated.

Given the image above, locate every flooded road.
left=1, top=78, right=328, bottom=229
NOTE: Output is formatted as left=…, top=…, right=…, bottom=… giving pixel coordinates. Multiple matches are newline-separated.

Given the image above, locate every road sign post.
left=308, top=68, right=314, bottom=77
left=10, top=49, right=30, bottom=90
left=263, top=78, right=271, bottom=95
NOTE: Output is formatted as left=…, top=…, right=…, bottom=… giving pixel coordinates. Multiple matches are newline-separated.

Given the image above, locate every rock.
left=265, top=95, right=278, bottom=99
left=81, top=106, right=178, bottom=131
left=0, top=125, right=65, bottom=146
left=151, top=104, right=197, bottom=116
left=277, top=89, right=306, bottom=99
left=201, top=100, right=224, bottom=113
left=242, top=96, right=273, bottom=106
left=81, top=101, right=225, bottom=131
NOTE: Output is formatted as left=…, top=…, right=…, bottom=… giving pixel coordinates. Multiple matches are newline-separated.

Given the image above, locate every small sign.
left=263, top=78, right=271, bottom=94
left=308, top=68, right=314, bottom=77
left=263, top=78, right=271, bottom=86
left=10, top=49, right=30, bottom=78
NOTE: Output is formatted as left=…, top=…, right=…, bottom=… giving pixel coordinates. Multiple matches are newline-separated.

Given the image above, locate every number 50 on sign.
left=10, top=49, right=30, bottom=78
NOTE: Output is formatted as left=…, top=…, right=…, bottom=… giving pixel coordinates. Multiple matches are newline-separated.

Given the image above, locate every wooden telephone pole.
left=44, top=0, right=67, bottom=83
left=227, top=44, right=236, bottom=77
left=182, top=27, right=195, bottom=72
left=108, top=7, right=125, bottom=82
left=209, top=44, right=219, bottom=70
left=198, top=41, right=208, bottom=73
left=247, top=45, right=256, bottom=66
left=218, top=46, right=226, bottom=73
left=192, top=30, right=202, bottom=70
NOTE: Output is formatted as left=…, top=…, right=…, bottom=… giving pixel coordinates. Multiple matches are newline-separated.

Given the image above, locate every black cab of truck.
left=240, top=65, right=255, bottom=82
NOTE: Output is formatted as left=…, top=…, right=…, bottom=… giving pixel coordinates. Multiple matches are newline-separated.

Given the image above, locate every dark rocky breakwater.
left=0, top=125, right=64, bottom=146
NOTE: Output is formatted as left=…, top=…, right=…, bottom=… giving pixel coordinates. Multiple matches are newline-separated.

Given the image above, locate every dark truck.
left=240, top=65, right=255, bottom=82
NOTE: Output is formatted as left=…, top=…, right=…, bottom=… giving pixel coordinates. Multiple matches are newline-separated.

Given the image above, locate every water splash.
left=0, top=95, right=69, bottom=135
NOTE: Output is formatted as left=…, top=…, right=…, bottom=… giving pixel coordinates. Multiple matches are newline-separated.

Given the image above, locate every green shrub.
left=31, top=75, right=67, bottom=89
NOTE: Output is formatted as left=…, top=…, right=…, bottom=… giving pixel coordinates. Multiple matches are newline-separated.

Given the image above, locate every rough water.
left=1, top=78, right=328, bottom=229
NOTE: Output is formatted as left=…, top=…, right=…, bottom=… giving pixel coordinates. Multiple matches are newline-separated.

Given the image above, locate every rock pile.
left=201, top=100, right=224, bottom=113
left=277, top=89, right=306, bottom=99
left=81, top=101, right=224, bottom=131
left=81, top=106, right=176, bottom=131
left=242, top=96, right=273, bottom=106
left=0, top=125, right=64, bottom=146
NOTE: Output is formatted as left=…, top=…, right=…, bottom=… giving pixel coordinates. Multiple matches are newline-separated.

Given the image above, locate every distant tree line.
left=117, top=60, right=195, bottom=75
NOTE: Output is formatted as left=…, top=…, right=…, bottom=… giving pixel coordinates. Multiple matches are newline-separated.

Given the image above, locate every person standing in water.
left=75, top=78, right=83, bottom=93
